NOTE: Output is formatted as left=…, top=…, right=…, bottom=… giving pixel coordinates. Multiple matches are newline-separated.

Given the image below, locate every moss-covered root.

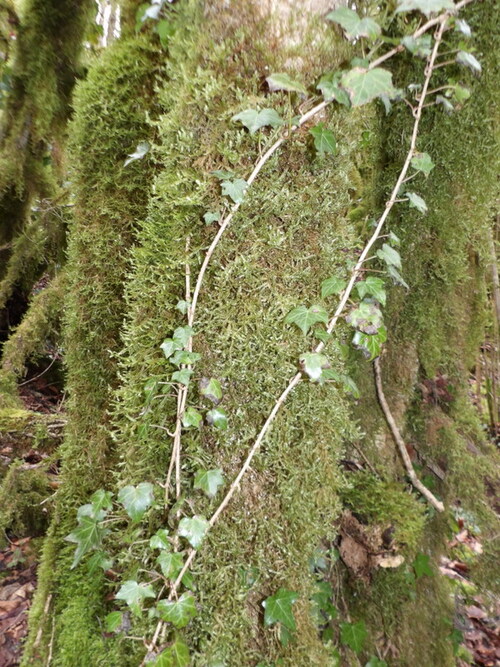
left=22, top=34, right=160, bottom=666
left=0, top=272, right=65, bottom=409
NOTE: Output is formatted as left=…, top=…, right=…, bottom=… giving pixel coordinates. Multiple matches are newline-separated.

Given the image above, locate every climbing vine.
left=63, top=0, right=484, bottom=663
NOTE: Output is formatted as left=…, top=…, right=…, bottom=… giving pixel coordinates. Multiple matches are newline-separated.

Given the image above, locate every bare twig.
left=373, top=357, right=444, bottom=512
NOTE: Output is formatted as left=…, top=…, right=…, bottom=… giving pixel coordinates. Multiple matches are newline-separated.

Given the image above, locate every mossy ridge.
left=22, top=33, right=161, bottom=665
left=104, top=3, right=377, bottom=664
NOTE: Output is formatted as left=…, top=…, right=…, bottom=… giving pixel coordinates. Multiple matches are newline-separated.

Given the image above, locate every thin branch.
left=373, top=357, right=444, bottom=512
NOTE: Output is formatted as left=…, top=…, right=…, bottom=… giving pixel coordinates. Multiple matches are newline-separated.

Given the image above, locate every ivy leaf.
left=157, top=592, right=197, bottom=628
left=452, top=84, right=471, bottom=104
left=212, top=169, right=234, bottom=180
left=172, top=326, right=193, bottom=348
left=124, top=141, right=150, bottom=167
left=355, top=277, right=386, bottom=305
left=387, top=264, right=409, bottom=289
left=317, top=75, right=351, bottom=106
left=401, top=35, right=432, bottom=58
left=436, top=95, right=454, bottom=113
left=156, top=20, right=175, bottom=48
left=178, top=515, right=209, bottom=548
left=194, top=469, right=225, bottom=498
left=413, top=552, right=433, bottom=578
left=199, top=377, right=223, bottom=404
left=377, top=243, right=402, bottom=269
left=160, top=338, right=178, bottom=359
left=341, top=68, right=395, bottom=107
left=86, top=551, right=113, bottom=573
left=266, top=73, right=307, bottom=95
left=311, top=581, right=338, bottom=624
left=411, top=152, right=434, bottom=175
left=389, top=231, right=400, bottom=246
left=262, top=588, right=299, bottom=631
left=299, top=353, right=329, bottom=381
left=66, top=516, right=107, bottom=569
left=154, top=640, right=190, bottom=667
left=203, top=211, right=220, bottom=225
left=346, top=301, right=384, bottom=334
left=116, top=580, right=155, bottom=615
left=285, top=304, right=328, bottom=335
left=353, top=326, right=387, bottom=360
left=321, top=276, right=346, bottom=298
left=171, top=369, right=193, bottom=386
left=157, top=551, right=184, bottom=579
left=221, top=178, right=248, bottom=204
left=232, top=108, right=283, bottom=134
left=149, top=528, right=170, bottom=550
left=118, top=482, right=154, bottom=522
left=169, top=350, right=202, bottom=367
left=309, top=123, right=337, bottom=155
left=366, top=657, right=388, bottom=667
left=455, top=19, right=471, bottom=38
left=104, top=611, right=123, bottom=633
left=326, top=8, right=381, bottom=41
left=407, top=192, right=428, bottom=213
left=206, top=408, right=228, bottom=430
left=395, top=0, right=454, bottom=17
left=340, top=621, right=367, bottom=653
left=182, top=407, right=203, bottom=429
left=456, top=51, right=481, bottom=75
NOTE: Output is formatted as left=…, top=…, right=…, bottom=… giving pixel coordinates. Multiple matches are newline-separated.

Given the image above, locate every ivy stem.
left=374, top=357, right=444, bottom=511
left=165, top=15, right=451, bottom=602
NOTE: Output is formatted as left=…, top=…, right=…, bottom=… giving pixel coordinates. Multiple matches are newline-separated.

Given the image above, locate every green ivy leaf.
left=387, top=264, right=409, bottom=289
left=401, top=34, right=432, bottom=58
left=86, top=551, right=113, bottom=573
left=452, top=84, right=471, bottom=104
left=149, top=529, right=170, bottom=550
left=355, top=277, right=386, bottom=305
left=407, top=191, right=428, bottom=213
left=66, top=516, right=107, bottom=569
left=118, top=482, right=154, bottom=522
left=341, top=68, right=395, bottom=107
left=104, top=611, right=123, bottom=633
left=266, top=72, right=307, bottom=95
left=172, top=326, right=193, bottom=348
left=169, top=350, right=202, bottom=367
left=171, top=369, right=193, bottom=386
left=340, top=621, right=367, bottom=653
left=411, top=152, right=434, bottom=175
left=413, top=552, right=434, bottom=578
left=203, top=211, right=220, bottom=225
left=321, top=276, right=346, bottom=298
left=154, top=640, right=190, bottom=667
left=326, top=8, right=381, bottom=41
left=156, top=19, right=175, bottom=48
left=309, top=123, right=337, bottom=155
left=182, top=407, right=203, bottom=429
left=396, top=0, right=454, bottom=17
left=353, top=326, right=387, bottom=360
left=377, top=243, right=402, bottom=269
left=365, top=657, right=388, bottom=667
left=157, top=592, right=197, bottom=628
left=116, top=580, right=155, bottom=615
left=456, top=51, right=481, bottom=75
left=199, top=377, right=223, bottom=404
left=157, top=551, right=184, bottom=579
left=194, top=469, right=225, bottom=498
left=346, top=301, right=384, bottom=334
left=160, top=338, right=178, bottom=359
left=263, top=588, right=299, bottom=631
left=299, top=353, right=329, bottom=381
left=124, top=141, right=150, bottom=167
left=285, top=304, right=328, bottom=335
left=206, top=407, right=228, bottom=430
left=311, top=581, right=337, bottom=624
left=221, top=179, right=248, bottom=204
left=232, top=108, right=283, bottom=134
left=178, top=515, right=209, bottom=548
left=324, top=372, right=361, bottom=398
left=212, top=169, right=234, bottom=180
left=317, top=74, right=351, bottom=106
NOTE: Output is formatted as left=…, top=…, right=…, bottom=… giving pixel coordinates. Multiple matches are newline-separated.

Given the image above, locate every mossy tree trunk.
left=0, top=0, right=497, bottom=665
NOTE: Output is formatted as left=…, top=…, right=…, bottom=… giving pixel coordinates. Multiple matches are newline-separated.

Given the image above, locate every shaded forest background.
left=0, top=0, right=498, bottom=665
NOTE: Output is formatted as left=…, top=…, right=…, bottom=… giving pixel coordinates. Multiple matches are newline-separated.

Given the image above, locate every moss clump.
left=341, top=472, right=427, bottom=551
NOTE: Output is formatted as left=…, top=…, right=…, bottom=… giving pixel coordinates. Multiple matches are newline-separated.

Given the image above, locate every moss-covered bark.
left=19, top=0, right=500, bottom=665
